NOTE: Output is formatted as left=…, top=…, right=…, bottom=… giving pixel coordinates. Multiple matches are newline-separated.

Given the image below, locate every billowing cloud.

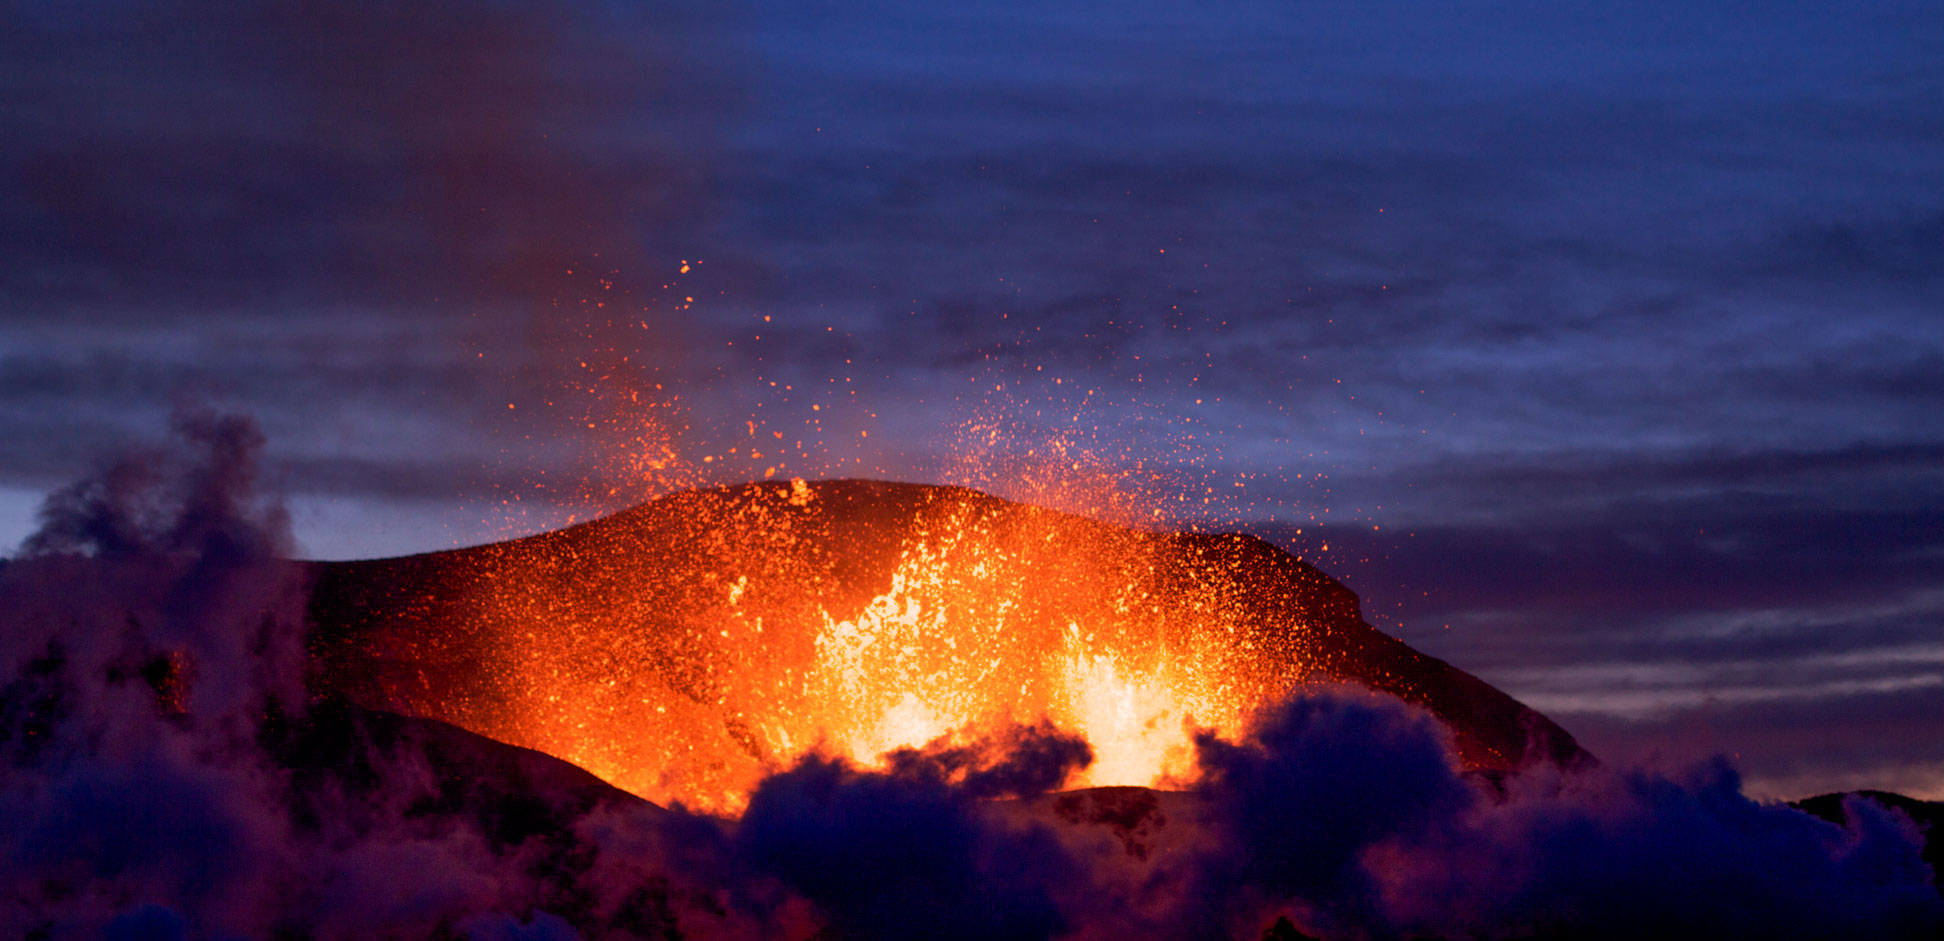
left=2, top=411, right=1933, bottom=939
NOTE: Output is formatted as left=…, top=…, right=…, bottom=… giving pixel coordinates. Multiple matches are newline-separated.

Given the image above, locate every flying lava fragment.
left=307, top=479, right=1587, bottom=812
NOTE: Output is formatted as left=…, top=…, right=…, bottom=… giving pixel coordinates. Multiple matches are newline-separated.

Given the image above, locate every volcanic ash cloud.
left=2, top=410, right=1939, bottom=940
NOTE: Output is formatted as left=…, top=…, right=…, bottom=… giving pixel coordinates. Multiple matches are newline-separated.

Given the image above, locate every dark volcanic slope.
left=1798, top=791, right=1944, bottom=882
left=306, top=479, right=1589, bottom=803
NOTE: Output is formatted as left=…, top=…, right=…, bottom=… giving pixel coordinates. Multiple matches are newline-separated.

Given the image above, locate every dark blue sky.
left=2, top=0, right=1940, bottom=798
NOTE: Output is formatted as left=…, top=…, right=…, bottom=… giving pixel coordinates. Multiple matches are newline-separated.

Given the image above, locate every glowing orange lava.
left=311, top=479, right=1347, bottom=812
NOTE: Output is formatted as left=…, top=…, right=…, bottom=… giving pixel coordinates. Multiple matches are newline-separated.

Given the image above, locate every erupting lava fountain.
left=307, top=479, right=1587, bottom=812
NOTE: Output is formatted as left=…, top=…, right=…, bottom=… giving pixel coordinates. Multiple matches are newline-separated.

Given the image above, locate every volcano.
left=14, top=475, right=1940, bottom=939
left=306, top=479, right=1588, bottom=810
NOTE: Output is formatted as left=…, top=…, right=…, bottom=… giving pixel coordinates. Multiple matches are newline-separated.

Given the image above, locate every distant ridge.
left=1796, top=790, right=1944, bottom=881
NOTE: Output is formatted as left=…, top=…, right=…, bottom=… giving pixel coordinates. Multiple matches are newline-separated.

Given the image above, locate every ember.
left=309, top=479, right=1579, bottom=813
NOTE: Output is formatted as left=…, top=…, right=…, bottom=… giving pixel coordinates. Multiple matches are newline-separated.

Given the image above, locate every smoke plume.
left=1172, top=689, right=1942, bottom=940
left=1, top=411, right=1937, bottom=939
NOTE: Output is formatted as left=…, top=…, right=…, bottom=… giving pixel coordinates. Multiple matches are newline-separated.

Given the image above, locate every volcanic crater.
left=306, top=478, right=1589, bottom=812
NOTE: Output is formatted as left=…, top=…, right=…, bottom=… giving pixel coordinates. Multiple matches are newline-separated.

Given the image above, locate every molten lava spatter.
left=308, top=480, right=1585, bottom=812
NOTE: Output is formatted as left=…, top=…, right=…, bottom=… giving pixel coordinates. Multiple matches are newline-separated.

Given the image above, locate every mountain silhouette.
left=306, top=479, right=1590, bottom=807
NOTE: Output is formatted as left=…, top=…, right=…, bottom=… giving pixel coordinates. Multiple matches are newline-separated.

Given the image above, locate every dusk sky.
left=3, top=0, right=1941, bottom=800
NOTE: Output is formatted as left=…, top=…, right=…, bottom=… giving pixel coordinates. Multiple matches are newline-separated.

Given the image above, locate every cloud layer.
left=1, top=408, right=1938, bottom=938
